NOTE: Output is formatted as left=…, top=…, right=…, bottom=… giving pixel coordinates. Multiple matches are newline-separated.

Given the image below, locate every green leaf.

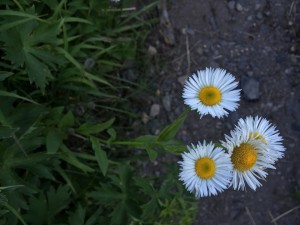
left=141, top=198, right=159, bottom=220
left=47, top=186, right=71, bottom=220
left=159, top=140, right=187, bottom=154
left=25, top=194, right=47, bottom=225
left=0, top=71, right=13, bottom=81
left=0, top=126, right=18, bottom=139
left=25, top=52, right=50, bottom=92
left=68, top=204, right=86, bottom=225
left=107, top=128, right=117, bottom=145
left=88, top=187, right=124, bottom=204
left=46, top=128, right=62, bottom=154
left=90, top=137, right=109, bottom=176
left=110, top=202, right=127, bottom=225
left=145, top=147, right=158, bottom=161
left=3, top=202, right=28, bottom=225
left=157, top=109, right=189, bottom=142
left=60, top=144, right=94, bottom=173
left=58, top=111, right=74, bottom=128
left=54, top=165, right=76, bottom=193
left=0, top=91, right=38, bottom=104
left=76, top=118, right=115, bottom=136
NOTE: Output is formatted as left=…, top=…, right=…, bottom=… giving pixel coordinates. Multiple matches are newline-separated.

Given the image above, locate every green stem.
left=3, top=202, right=28, bottom=225
left=13, top=0, right=24, bottom=11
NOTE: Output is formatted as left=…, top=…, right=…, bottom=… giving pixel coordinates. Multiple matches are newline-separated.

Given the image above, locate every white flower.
left=178, top=141, right=233, bottom=198
left=221, top=127, right=276, bottom=191
left=182, top=68, right=240, bottom=118
left=234, top=116, right=285, bottom=162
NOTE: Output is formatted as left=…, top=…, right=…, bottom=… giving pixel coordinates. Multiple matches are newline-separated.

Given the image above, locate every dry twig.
left=245, top=206, right=256, bottom=225
left=271, top=205, right=300, bottom=223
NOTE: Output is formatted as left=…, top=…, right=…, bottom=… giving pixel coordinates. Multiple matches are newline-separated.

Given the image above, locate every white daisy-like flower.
left=178, top=141, right=233, bottom=198
left=221, top=127, right=276, bottom=191
left=182, top=67, right=241, bottom=118
left=234, top=116, right=285, bottom=162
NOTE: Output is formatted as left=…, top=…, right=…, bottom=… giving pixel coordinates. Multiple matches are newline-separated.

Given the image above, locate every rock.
left=162, top=95, right=172, bottom=112
left=122, top=69, right=138, bottom=82
left=241, top=75, right=260, bottom=100
left=228, top=1, right=235, bottom=10
left=148, top=45, right=157, bottom=56
left=150, top=104, right=160, bottom=117
left=236, top=3, right=243, bottom=12
left=147, top=119, right=161, bottom=135
left=256, top=12, right=263, bottom=20
left=264, top=10, right=271, bottom=17
left=142, top=112, right=150, bottom=124
left=196, top=47, right=204, bottom=55
left=83, top=58, right=95, bottom=69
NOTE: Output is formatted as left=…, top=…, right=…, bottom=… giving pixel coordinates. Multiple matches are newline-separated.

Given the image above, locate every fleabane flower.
left=221, top=127, right=276, bottom=191
left=178, top=141, right=233, bottom=198
left=182, top=68, right=240, bottom=118
left=234, top=116, right=285, bottom=162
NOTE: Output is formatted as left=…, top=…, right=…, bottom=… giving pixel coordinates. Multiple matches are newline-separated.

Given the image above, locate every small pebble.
left=150, top=104, right=160, bottom=117
left=236, top=3, right=243, bottom=11
left=228, top=1, right=235, bottom=10
left=148, top=45, right=157, bottom=56
left=241, top=75, right=260, bottom=100
left=162, top=95, right=172, bottom=112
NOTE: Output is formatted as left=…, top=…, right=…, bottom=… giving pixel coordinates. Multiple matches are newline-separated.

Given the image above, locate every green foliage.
left=0, top=0, right=194, bottom=224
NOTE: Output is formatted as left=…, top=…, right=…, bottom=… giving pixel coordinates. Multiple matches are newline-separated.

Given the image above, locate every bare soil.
left=143, top=0, right=300, bottom=224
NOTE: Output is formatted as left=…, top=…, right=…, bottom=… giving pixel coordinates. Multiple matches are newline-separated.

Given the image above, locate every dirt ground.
left=143, top=0, right=300, bottom=224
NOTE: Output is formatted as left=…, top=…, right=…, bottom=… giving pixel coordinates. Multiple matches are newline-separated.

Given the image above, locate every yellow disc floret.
left=198, top=86, right=222, bottom=106
left=195, top=157, right=216, bottom=179
left=231, top=143, right=257, bottom=171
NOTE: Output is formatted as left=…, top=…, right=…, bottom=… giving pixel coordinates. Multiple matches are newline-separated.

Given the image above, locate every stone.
left=236, top=3, right=243, bottom=11
left=83, top=58, right=95, bottom=69
left=150, top=104, right=160, bottom=117
left=142, top=112, right=149, bottom=124
left=241, top=75, right=260, bottom=100
left=148, top=45, right=157, bottom=56
left=228, top=1, right=235, bottom=10
left=162, top=95, right=171, bottom=112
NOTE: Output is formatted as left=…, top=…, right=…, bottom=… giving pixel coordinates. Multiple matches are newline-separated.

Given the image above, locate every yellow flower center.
left=249, top=132, right=267, bottom=144
left=231, top=143, right=257, bottom=171
left=198, top=86, right=222, bottom=106
left=195, top=157, right=216, bottom=179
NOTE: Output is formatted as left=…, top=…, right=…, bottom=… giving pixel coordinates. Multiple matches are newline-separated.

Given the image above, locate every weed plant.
left=0, top=0, right=196, bottom=224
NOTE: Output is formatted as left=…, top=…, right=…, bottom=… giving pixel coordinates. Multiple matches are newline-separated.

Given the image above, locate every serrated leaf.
left=90, top=137, right=109, bottom=176
left=47, top=185, right=71, bottom=219
left=46, top=128, right=62, bottom=154
left=76, top=118, right=115, bottom=136
left=25, top=194, right=47, bottom=225
left=88, top=183, right=124, bottom=204
left=25, top=52, right=50, bottom=92
left=141, top=198, right=159, bottom=220
left=68, top=204, right=86, bottom=225
left=157, top=109, right=189, bottom=142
